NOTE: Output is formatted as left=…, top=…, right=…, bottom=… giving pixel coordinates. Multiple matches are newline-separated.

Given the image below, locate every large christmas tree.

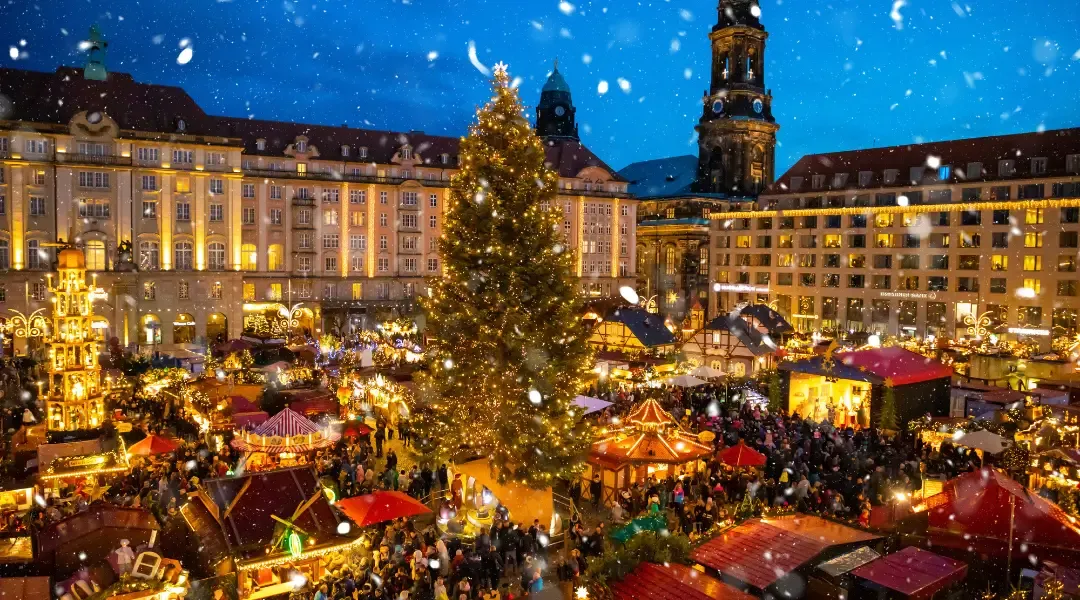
left=415, top=63, right=594, bottom=488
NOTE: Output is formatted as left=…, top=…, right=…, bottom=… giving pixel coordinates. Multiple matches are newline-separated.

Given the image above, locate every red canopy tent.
left=127, top=434, right=180, bottom=456
left=342, top=420, right=373, bottom=438
left=920, top=468, right=1080, bottom=564
left=336, top=491, right=431, bottom=526
left=717, top=441, right=766, bottom=468
left=851, top=547, right=967, bottom=600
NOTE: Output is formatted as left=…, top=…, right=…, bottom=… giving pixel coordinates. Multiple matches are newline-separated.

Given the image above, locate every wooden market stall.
left=185, top=466, right=364, bottom=599
left=583, top=398, right=713, bottom=507
left=779, top=346, right=953, bottom=428
left=588, top=307, right=677, bottom=356
left=682, top=305, right=791, bottom=378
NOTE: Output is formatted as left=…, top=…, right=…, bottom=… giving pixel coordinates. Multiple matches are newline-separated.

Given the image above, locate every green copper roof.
left=542, top=62, right=571, bottom=94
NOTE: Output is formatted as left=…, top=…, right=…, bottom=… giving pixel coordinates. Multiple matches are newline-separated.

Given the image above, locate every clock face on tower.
left=711, top=99, right=724, bottom=114
left=753, top=99, right=764, bottom=114
left=554, top=106, right=566, bottom=117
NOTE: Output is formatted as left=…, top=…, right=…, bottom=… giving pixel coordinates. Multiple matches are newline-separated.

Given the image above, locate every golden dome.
left=58, top=247, right=86, bottom=269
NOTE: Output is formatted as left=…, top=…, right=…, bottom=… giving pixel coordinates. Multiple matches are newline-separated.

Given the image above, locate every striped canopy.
left=230, top=407, right=340, bottom=454
left=254, top=408, right=320, bottom=437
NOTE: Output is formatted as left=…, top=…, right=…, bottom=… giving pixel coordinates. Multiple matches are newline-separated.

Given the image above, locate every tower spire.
left=693, top=0, right=777, bottom=196
left=84, top=25, right=108, bottom=81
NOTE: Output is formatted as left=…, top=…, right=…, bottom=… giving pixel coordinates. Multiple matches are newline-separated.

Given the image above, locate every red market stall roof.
left=921, top=468, right=1080, bottom=551
left=610, top=563, right=755, bottom=600
left=852, top=547, right=967, bottom=600
left=717, top=441, right=766, bottom=468
left=127, top=434, right=180, bottom=456
left=229, top=395, right=259, bottom=413
left=692, top=515, right=880, bottom=591
left=837, top=346, right=954, bottom=386
left=336, top=491, right=431, bottom=527
left=342, top=420, right=373, bottom=438
left=288, top=393, right=339, bottom=417
left=780, top=346, right=953, bottom=387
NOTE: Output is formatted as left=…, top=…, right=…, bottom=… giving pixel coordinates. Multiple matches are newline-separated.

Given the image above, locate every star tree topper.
left=493, top=61, right=509, bottom=79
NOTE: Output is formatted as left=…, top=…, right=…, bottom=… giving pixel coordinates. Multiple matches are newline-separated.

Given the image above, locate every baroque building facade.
left=0, top=41, right=634, bottom=351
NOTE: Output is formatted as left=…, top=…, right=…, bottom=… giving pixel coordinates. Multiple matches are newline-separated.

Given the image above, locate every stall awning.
left=780, top=346, right=953, bottom=386
left=922, top=468, right=1080, bottom=551
left=852, top=547, right=967, bottom=600
left=610, top=563, right=755, bottom=600
left=692, top=515, right=880, bottom=591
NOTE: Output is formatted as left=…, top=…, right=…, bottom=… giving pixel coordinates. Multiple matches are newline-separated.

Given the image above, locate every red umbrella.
left=342, top=421, right=373, bottom=438
left=128, top=434, right=181, bottom=456
left=336, top=491, right=431, bottom=526
left=717, top=441, right=766, bottom=467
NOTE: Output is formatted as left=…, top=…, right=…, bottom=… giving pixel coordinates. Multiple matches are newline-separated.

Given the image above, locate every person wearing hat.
left=114, top=539, right=136, bottom=573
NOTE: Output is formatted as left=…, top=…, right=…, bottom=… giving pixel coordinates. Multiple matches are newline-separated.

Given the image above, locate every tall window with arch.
left=665, top=246, right=677, bottom=275
left=207, top=242, right=226, bottom=271
left=174, top=241, right=193, bottom=271
left=139, top=241, right=160, bottom=270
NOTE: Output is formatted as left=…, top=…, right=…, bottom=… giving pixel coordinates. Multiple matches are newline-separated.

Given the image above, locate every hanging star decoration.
left=493, top=61, right=509, bottom=77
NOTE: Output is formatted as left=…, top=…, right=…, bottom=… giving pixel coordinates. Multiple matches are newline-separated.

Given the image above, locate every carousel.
left=230, top=408, right=341, bottom=471
left=583, top=398, right=713, bottom=507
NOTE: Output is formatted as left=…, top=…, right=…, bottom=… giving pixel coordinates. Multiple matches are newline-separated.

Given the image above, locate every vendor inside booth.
left=583, top=398, right=713, bottom=507
left=780, top=346, right=954, bottom=429
left=38, top=449, right=129, bottom=502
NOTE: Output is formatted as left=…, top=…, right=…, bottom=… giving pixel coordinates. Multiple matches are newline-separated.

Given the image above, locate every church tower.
left=535, top=61, right=579, bottom=140
left=693, top=0, right=779, bottom=196
left=83, top=25, right=108, bottom=81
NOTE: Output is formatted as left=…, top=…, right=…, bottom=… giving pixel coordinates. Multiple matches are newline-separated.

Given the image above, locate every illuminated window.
left=875, top=213, right=895, bottom=228
left=665, top=247, right=676, bottom=275
left=823, top=234, right=842, bottom=248
left=268, top=283, right=282, bottom=301
left=991, top=255, right=1008, bottom=271
left=178, top=281, right=189, bottom=299
left=352, top=283, right=363, bottom=300
left=1024, top=232, right=1044, bottom=248
left=243, top=283, right=255, bottom=301
left=268, top=244, right=283, bottom=271
left=175, top=177, right=191, bottom=193
left=143, top=282, right=156, bottom=300
left=210, top=282, right=223, bottom=300
left=1023, top=255, right=1042, bottom=271
left=736, top=236, right=751, bottom=248
left=242, top=244, right=257, bottom=271
left=1023, top=278, right=1042, bottom=294
left=1025, top=209, right=1044, bottom=224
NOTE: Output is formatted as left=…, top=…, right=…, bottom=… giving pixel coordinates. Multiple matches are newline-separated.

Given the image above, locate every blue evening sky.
left=2, top=0, right=1078, bottom=174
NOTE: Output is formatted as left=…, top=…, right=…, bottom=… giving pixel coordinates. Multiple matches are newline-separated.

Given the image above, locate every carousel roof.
left=230, top=407, right=340, bottom=453
left=254, top=407, right=320, bottom=436
left=627, top=398, right=680, bottom=429
left=590, top=398, right=712, bottom=468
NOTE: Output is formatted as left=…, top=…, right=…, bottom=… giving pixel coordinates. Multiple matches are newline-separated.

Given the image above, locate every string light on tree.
left=413, top=62, right=594, bottom=488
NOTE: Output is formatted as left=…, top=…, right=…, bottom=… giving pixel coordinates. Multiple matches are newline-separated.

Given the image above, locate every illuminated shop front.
left=780, top=346, right=954, bottom=429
